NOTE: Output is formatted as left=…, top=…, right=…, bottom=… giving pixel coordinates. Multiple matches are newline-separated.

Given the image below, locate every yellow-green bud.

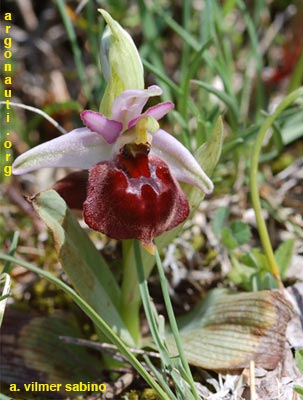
left=98, top=9, right=144, bottom=117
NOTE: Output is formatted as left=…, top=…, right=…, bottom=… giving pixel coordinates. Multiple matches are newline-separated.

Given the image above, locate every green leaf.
left=221, top=226, right=238, bottom=249
left=154, top=7, right=200, bottom=51
left=0, top=393, right=13, bottom=400
left=229, top=221, right=252, bottom=246
left=192, top=80, right=239, bottom=121
left=186, top=116, right=224, bottom=210
left=234, top=249, right=280, bottom=290
left=287, top=47, right=303, bottom=94
left=1, top=310, right=104, bottom=393
left=241, top=250, right=261, bottom=269
left=31, top=189, right=134, bottom=345
left=221, top=222, right=251, bottom=250
left=0, top=233, right=17, bottom=328
left=0, top=274, right=10, bottom=328
left=242, top=248, right=270, bottom=272
left=250, top=271, right=279, bottom=291
left=294, top=385, right=303, bottom=397
left=228, top=254, right=256, bottom=289
left=167, top=289, right=293, bottom=370
left=275, top=238, right=295, bottom=278
left=2, top=231, right=19, bottom=274
left=296, top=350, right=303, bottom=375
left=228, top=254, right=278, bottom=291
left=281, top=109, right=303, bottom=145
left=211, top=206, right=229, bottom=237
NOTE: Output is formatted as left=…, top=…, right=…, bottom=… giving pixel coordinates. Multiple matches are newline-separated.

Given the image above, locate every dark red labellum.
left=83, top=153, right=189, bottom=246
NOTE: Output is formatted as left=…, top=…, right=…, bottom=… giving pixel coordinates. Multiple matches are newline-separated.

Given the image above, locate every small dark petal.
left=53, top=170, right=89, bottom=210
left=83, top=154, right=189, bottom=245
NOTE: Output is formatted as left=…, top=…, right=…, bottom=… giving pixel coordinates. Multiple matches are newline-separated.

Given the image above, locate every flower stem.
left=133, top=241, right=177, bottom=400
left=250, top=87, right=303, bottom=289
left=134, top=241, right=199, bottom=399
left=154, top=248, right=199, bottom=399
left=133, top=242, right=172, bottom=359
left=120, top=240, right=141, bottom=345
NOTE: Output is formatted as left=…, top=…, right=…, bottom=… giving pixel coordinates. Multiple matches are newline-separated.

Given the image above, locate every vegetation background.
left=0, top=0, right=303, bottom=399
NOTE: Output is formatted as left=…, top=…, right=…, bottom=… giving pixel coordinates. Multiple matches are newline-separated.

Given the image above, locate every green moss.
left=122, top=389, right=161, bottom=400
left=271, top=153, right=294, bottom=174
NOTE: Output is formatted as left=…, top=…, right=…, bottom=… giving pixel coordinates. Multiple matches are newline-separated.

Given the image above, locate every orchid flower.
left=12, top=86, right=213, bottom=252
left=12, top=10, right=214, bottom=253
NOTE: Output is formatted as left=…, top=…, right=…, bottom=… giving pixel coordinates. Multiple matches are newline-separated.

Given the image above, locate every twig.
left=59, top=336, right=160, bottom=359
left=249, top=360, right=256, bottom=400
left=0, top=101, right=67, bottom=134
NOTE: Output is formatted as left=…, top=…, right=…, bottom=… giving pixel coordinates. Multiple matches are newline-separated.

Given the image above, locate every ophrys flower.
left=13, top=86, right=213, bottom=252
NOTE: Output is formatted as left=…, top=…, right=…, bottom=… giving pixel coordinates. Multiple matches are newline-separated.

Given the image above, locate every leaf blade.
left=31, top=189, right=134, bottom=345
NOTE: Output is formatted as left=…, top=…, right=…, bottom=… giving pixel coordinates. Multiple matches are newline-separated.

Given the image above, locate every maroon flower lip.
left=54, top=150, right=189, bottom=251
left=84, top=151, right=189, bottom=250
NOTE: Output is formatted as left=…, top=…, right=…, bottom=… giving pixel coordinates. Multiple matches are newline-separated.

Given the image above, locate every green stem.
left=134, top=241, right=199, bottom=399
left=250, top=87, right=303, bottom=288
left=120, top=240, right=141, bottom=344
left=133, top=242, right=176, bottom=400
left=2, top=231, right=19, bottom=273
left=287, top=48, right=303, bottom=94
left=155, top=249, right=199, bottom=399
left=133, top=242, right=172, bottom=363
left=0, top=273, right=11, bottom=327
left=0, top=253, right=169, bottom=399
